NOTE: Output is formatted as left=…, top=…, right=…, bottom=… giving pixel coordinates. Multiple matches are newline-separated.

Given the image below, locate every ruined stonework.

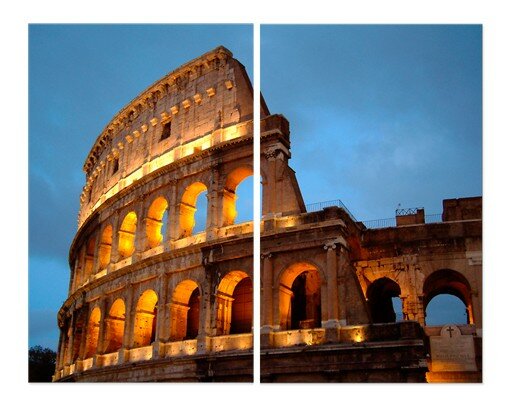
left=55, top=47, right=255, bottom=382
left=260, top=117, right=482, bottom=383
left=55, top=47, right=482, bottom=383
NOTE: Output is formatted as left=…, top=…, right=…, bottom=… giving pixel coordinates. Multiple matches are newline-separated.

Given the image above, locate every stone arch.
left=366, top=277, right=402, bottom=323
left=222, top=165, right=253, bottom=226
left=169, top=280, right=201, bottom=341
left=423, top=269, right=473, bottom=325
left=98, top=224, right=113, bottom=270
left=84, top=236, right=96, bottom=279
left=216, top=271, right=252, bottom=335
left=179, top=181, right=208, bottom=237
left=279, top=262, right=322, bottom=330
left=118, top=211, right=137, bottom=259
left=84, top=306, right=101, bottom=358
left=133, top=289, right=158, bottom=348
left=104, top=298, right=126, bottom=353
left=146, top=196, right=169, bottom=249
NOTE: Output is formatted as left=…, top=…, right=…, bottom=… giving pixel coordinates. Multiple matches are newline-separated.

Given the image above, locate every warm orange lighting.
left=146, top=197, right=168, bottom=249
left=179, top=182, right=207, bottom=237
left=133, top=290, right=158, bottom=348
left=222, top=166, right=253, bottom=226
left=118, top=212, right=137, bottom=258
left=98, top=225, right=112, bottom=269
left=104, top=299, right=125, bottom=353
left=85, top=307, right=101, bottom=358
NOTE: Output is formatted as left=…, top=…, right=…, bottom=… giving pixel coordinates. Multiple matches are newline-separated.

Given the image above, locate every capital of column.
left=324, top=242, right=337, bottom=251
left=261, top=252, right=272, bottom=260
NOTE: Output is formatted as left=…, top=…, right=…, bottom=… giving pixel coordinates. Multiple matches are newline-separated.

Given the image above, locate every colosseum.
left=54, top=46, right=482, bottom=383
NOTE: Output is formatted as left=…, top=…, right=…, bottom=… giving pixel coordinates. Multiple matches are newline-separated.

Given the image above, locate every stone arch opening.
left=133, top=289, right=158, bottom=348
left=118, top=211, right=137, bottom=259
left=366, top=277, right=402, bottom=323
left=104, top=298, right=125, bottom=353
left=179, top=182, right=208, bottom=237
left=84, top=236, right=95, bottom=279
left=169, top=280, right=201, bottom=341
left=216, top=271, right=252, bottom=335
left=84, top=307, right=101, bottom=358
left=98, top=225, right=112, bottom=270
left=146, top=196, right=169, bottom=249
left=423, top=269, right=472, bottom=325
left=223, top=166, right=253, bottom=226
left=279, top=262, right=322, bottom=330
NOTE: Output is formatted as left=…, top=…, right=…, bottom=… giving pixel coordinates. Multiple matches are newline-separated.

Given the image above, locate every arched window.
left=223, top=166, right=253, bottom=226
left=133, top=290, right=158, bottom=348
left=279, top=263, right=322, bottom=330
left=84, top=237, right=95, bottom=279
left=98, top=225, right=113, bottom=270
left=84, top=307, right=101, bottom=358
left=366, top=277, right=402, bottom=323
left=179, top=182, right=207, bottom=237
left=423, top=269, right=472, bottom=326
left=146, top=197, right=169, bottom=249
left=104, top=299, right=125, bottom=353
left=118, top=211, right=137, bottom=259
left=170, top=280, right=200, bottom=341
left=216, top=271, right=253, bottom=335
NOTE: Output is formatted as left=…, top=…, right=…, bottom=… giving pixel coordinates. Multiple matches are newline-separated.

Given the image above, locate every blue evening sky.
left=261, top=25, right=482, bottom=222
left=29, top=24, right=253, bottom=350
left=261, top=25, right=481, bottom=325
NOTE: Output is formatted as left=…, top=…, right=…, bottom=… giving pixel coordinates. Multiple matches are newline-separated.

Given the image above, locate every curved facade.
left=55, top=47, right=256, bottom=382
left=55, top=46, right=482, bottom=383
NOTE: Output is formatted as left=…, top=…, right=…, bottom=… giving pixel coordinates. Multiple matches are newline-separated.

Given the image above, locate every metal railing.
left=305, top=199, right=443, bottom=229
left=362, top=213, right=443, bottom=229
left=305, top=199, right=357, bottom=222
left=395, top=207, right=424, bottom=216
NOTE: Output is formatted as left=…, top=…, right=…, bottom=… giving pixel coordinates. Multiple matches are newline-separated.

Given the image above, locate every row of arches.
left=366, top=269, right=473, bottom=325
left=68, top=271, right=253, bottom=363
left=73, top=169, right=253, bottom=291
left=276, top=263, right=474, bottom=330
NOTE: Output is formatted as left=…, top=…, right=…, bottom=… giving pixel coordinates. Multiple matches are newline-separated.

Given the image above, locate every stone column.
left=197, top=268, right=214, bottom=354
left=261, top=252, right=274, bottom=348
left=324, top=242, right=339, bottom=325
left=64, top=311, right=75, bottom=366
left=119, top=284, right=135, bottom=363
left=96, top=299, right=108, bottom=355
left=133, top=201, right=147, bottom=262
left=262, top=149, right=277, bottom=216
left=337, top=248, right=349, bottom=326
left=153, top=274, right=167, bottom=358
left=206, top=165, right=221, bottom=240
left=108, top=212, right=121, bottom=266
left=167, top=180, right=180, bottom=244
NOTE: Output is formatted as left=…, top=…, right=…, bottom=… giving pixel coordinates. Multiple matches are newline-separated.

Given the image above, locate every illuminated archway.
left=223, top=166, right=253, bottom=226
left=84, top=237, right=95, bottom=280
left=169, top=280, right=200, bottom=341
left=366, top=277, right=402, bottom=323
left=279, top=262, right=321, bottom=330
left=146, top=196, right=169, bottom=249
left=179, top=182, right=208, bottom=237
left=118, top=212, right=137, bottom=259
left=98, top=225, right=112, bottom=270
left=133, top=290, right=158, bottom=348
left=216, top=271, right=252, bottom=335
left=84, top=307, right=101, bottom=358
left=104, top=298, right=125, bottom=353
left=423, top=269, right=472, bottom=325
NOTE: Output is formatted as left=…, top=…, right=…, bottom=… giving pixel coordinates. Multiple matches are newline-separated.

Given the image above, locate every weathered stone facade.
left=55, top=47, right=256, bottom=382
left=259, top=116, right=482, bottom=383
left=55, top=47, right=482, bottom=383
